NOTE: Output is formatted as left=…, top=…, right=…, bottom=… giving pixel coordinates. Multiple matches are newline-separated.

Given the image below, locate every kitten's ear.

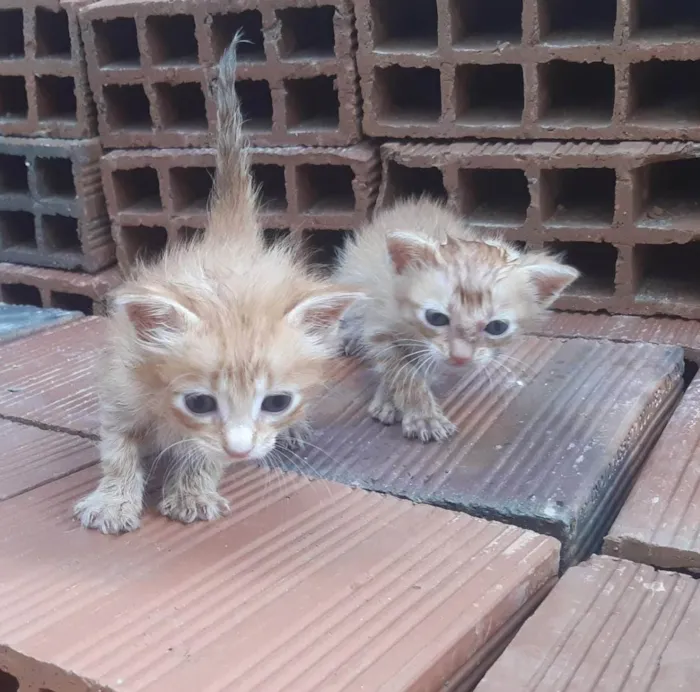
left=386, top=232, right=440, bottom=274
left=287, top=289, right=365, bottom=345
left=521, top=259, right=580, bottom=307
left=113, top=288, right=199, bottom=348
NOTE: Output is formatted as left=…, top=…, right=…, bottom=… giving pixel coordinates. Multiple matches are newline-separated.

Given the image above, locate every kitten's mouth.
left=448, top=355, right=471, bottom=366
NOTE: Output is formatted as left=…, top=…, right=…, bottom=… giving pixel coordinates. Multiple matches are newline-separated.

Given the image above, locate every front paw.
left=279, top=423, right=311, bottom=451
left=74, top=491, right=142, bottom=534
left=369, top=398, right=400, bottom=425
left=159, top=491, right=230, bottom=525
left=402, top=411, right=457, bottom=443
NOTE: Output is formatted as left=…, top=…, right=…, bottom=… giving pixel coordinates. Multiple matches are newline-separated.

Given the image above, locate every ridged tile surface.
left=288, top=337, right=684, bottom=568
left=604, top=377, right=700, bottom=571
left=0, top=465, right=559, bottom=692
left=0, top=317, right=105, bottom=436
left=475, top=555, right=700, bottom=692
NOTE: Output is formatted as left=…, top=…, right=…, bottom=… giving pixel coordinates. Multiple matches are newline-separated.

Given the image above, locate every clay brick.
left=0, top=303, right=78, bottom=343
left=0, top=136, right=115, bottom=272
left=603, top=377, right=700, bottom=572
left=475, top=555, right=700, bottom=692
left=0, top=464, right=559, bottom=691
left=285, top=337, right=683, bottom=569
left=0, top=419, right=97, bottom=501
left=0, top=0, right=97, bottom=138
left=79, top=0, right=361, bottom=148
left=101, top=145, right=379, bottom=272
left=358, top=0, right=700, bottom=141
left=379, top=141, right=700, bottom=319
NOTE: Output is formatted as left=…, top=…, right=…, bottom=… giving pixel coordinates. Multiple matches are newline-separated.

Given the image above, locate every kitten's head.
left=385, top=232, right=579, bottom=367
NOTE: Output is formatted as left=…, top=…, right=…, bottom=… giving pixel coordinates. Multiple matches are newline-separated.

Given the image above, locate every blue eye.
left=261, top=394, right=293, bottom=413
left=425, top=309, right=449, bottom=327
left=184, top=393, right=218, bottom=414
left=484, top=320, right=510, bottom=336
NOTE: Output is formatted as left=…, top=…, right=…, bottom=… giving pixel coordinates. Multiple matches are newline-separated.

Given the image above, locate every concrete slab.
left=0, top=302, right=78, bottom=343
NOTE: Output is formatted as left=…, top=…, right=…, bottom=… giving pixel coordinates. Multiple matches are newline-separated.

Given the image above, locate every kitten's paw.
left=73, top=491, right=142, bottom=534
left=279, top=423, right=311, bottom=451
left=369, top=399, right=400, bottom=425
left=159, top=491, right=230, bottom=525
left=402, top=412, right=457, bottom=443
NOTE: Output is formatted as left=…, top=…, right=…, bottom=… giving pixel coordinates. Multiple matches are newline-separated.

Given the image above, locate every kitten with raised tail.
left=74, top=38, right=363, bottom=534
left=335, top=197, right=580, bottom=443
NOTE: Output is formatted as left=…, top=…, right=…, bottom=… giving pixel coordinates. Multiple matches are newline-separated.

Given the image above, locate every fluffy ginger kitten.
left=74, top=40, right=363, bottom=534
left=335, top=198, right=580, bottom=443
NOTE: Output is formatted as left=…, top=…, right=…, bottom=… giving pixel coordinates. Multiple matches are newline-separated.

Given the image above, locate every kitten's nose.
left=225, top=426, right=254, bottom=459
left=225, top=448, right=252, bottom=460
left=449, top=355, right=471, bottom=366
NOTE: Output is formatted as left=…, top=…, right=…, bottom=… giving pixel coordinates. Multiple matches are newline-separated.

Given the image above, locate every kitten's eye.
left=425, top=309, right=450, bottom=327
left=261, top=393, right=293, bottom=414
left=484, top=319, right=510, bottom=337
left=184, top=393, right=218, bottom=415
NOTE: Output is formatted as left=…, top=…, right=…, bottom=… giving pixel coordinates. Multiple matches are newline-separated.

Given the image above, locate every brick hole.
left=0, top=76, right=28, bottom=120
left=112, top=168, right=161, bottom=212
left=235, top=80, right=273, bottom=132
left=120, top=225, right=168, bottom=267
left=1, top=283, right=41, bottom=306
left=538, top=61, right=614, bottom=127
left=35, top=157, right=75, bottom=198
left=263, top=228, right=291, bottom=248
left=285, top=76, right=339, bottom=131
left=635, top=242, right=700, bottom=303
left=636, top=159, right=700, bottom=226
left=103, top=84, right=152, bottom=131
left=460, top=169, right=529, bottom=226
left=303, top=230, right=353, bottom=270
left=278, top=7, right=336, bottom=59
left=51, top=291, right=93, bottom=315
left=170, top=166, right=214, bottom=213
left=36, top=76, right=76, bottom=121
left=177, top=226, right=205, bottom=244
left=297, top=164, right=355, bottom=213
left=251, top=164, right=287, bottom=212
left=35, top=8, right=71, bottom=58
left=154, top=82, right=207, bottom=131
left=632, top=0, right=700, bottom=40
left=0, top=210, right=36, bottom=250
left=93, top=18, right=139, bottom=67
left=544, top=241, right=616, bottom=297
left=451, top=0, right=522, bottom=47
left=0, top=10, right=24, bottom=58
left=211, top=11, right=265, bottom=62
left=371, top=0, right=437, bottom=51
left=541, top=168, right=615, bottom=227
left=629, top=60, right=700, bottom=126
left=384, top=161, right=447, bottom=204
left=374, top=66, right=441, bottom=124
left=42, top=214, right=80, bottom=252
left=538, top=0, right=616, bottom=45
left=146, top=14, right=198, bottom=66
left=455, top=64, right=523, bottom=125
left=0, top=154, right=28, bottom=194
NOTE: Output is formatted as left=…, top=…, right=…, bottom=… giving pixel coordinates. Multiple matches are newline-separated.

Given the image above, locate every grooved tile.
left=286, top=337, right=684, bottom=569
left=0, top=465, right=559, bottom=691
left=604, top=377, right=700, bottom=572
left=475, top=555, right=700, bottom=692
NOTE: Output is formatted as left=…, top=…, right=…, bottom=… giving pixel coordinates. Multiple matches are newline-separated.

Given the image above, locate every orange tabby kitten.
left=335, top=198, right=579, bottom=443
left=74, top=39, right=363, bottom=534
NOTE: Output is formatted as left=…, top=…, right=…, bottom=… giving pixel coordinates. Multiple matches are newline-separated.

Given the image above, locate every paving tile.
left=0, top=418, right=98, bottom=501
left=603, top=377, right=700, bottom=572
left=0, top=465, right=559, bottom=692
left=0, top=316, right=105, bottom=436
left=0, top=303, right=78, bottom=343
left=288, top=337, right=684, bottom=569
left=475, top=554, right=700, bottom=692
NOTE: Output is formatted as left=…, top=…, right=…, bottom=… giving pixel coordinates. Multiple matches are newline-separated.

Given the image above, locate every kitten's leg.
left=73, top=428, right=145, bottom=534
left=368, top=380, right=400, bottom=425
left=159, top=454, right=230, bottom=524
left=278, top=419, right=312, bottom=450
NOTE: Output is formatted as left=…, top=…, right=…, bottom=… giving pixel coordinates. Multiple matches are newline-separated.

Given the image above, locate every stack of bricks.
left=0, top=0, right=120, bottom=315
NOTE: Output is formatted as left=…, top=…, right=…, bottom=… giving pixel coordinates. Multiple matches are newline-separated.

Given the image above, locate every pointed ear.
left=522, top=261, right=580, bottom=307
left=286, top=289, right=365, bottom=346
left=113, top=288, right=199, bottom=350
left=386, top=232, right=440, bottom=274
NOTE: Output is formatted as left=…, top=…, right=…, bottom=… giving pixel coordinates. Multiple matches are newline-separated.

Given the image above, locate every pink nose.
left=225, top=447, right=252, bottom=460
left=450, top=355, right=471, bottom=366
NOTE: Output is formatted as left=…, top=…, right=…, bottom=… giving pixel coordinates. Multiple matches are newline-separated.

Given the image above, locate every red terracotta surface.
left=475, top=554, right=700, bottom=692
left=0, top=464, right=559, bottom=691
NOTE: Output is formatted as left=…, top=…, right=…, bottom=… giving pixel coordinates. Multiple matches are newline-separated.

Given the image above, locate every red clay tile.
left=290, top=337, right=684, bottom=568
left=0, top=418, right=98, bottom=501
left=0, top=465, right=559, bottom=691
left=0, top=317, right=105, bottom=436
left=604, top=377, right=700, bottom=572
left=475, top=554, right=700, bottom=692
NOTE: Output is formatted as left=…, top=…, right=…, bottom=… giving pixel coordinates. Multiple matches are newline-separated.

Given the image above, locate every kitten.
left=74, top=39, right=363, bottom=534
left=335, top=197, right=579, bottom=443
